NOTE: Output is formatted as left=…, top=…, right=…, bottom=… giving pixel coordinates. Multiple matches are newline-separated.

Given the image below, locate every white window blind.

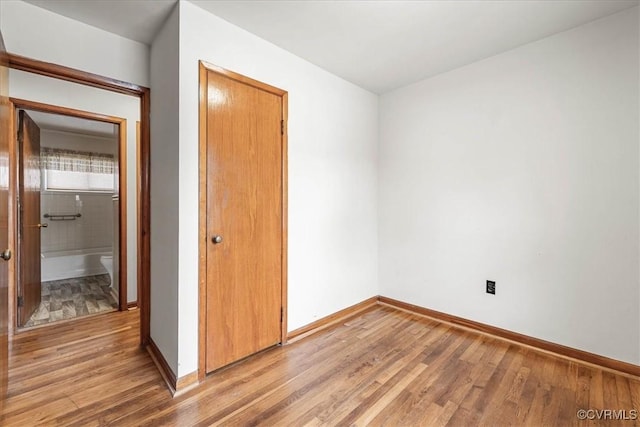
left=41, top=147, right=115, bottom=192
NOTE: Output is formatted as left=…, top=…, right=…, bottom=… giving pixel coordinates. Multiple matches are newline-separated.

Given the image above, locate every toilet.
left=100, top=255, right=114, bottom=287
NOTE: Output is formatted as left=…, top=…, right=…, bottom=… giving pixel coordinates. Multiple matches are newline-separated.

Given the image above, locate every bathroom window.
left=41, top=147, right=115, bottom=192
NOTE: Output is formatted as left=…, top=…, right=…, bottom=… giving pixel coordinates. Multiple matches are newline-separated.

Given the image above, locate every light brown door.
left=0, top=29, right=10, bottom=410
left=17, top=110, right=41, bottom=327
left=204, top=67, right=285, bottom=373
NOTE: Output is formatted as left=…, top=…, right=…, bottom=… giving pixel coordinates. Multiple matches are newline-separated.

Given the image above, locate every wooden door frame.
left=0, top=28, right=9, bottom=411
left=198, top=61, right=288, bottom=381
left=6, top=53, right=150, bottom=345
left=11, top=99, right=129, bottom=321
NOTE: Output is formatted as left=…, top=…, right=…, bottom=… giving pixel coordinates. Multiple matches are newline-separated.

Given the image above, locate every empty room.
left=0, top=0, right=639, bottom=425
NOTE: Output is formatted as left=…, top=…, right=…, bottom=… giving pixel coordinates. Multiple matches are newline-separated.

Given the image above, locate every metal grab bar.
left=43, top=213, right=82, bottom=221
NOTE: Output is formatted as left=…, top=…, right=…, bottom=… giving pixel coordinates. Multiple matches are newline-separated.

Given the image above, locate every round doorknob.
left=212, top=235, right=223, bottom=244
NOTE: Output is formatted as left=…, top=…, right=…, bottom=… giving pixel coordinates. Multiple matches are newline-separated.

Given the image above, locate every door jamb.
left=6, top=53, right=151, bottom=345
left=198, top=60, right=288, bottom=381
left=11, top=99, right=128, bottom=322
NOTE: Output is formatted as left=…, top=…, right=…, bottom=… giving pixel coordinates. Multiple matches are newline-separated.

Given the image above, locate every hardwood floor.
left=3, top=305, right=640, bottom=426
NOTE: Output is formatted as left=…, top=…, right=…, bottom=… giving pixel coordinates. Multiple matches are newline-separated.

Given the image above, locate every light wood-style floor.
left=4, top=305, right=640, bottom=426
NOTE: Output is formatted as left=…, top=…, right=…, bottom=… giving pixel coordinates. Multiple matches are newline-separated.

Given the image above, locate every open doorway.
left=7, top=54, right=150, bottom=345
left=15, top=106, right=127, bottom=328
left=18, top=109, right=120, bottom=327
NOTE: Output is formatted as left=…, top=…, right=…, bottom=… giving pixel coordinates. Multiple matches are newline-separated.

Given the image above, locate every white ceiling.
left=25, top=110, right=117, bottom=139
left=22, top=0, right=639, bottom=94
left=23, top=0, right=177, bottom=45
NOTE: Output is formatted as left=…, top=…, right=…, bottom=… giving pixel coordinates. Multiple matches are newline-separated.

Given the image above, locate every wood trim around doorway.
left=6, top=53, right=151, bottom=345
left=8, top=53, right=145, bottom=97
left=198, top=61, right=289, bottom=382
left=9, top=98, right=128, bottom=322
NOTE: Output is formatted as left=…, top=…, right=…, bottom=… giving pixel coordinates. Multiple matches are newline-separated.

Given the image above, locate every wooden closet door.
left=204, top=68, right=284, bottom=373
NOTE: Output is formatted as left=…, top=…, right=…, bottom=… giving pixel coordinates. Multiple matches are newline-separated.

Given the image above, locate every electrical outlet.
left=486, top=280, right=495, bottom=295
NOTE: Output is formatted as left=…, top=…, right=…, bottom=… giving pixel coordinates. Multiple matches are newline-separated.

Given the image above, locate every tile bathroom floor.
left=23, top=274, right=118, bottom=328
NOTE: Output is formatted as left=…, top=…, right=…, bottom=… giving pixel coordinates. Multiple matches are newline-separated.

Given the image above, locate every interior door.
left=17, top=110, right=41, bottom=327
left=0, top=29, right=11, bottom=410
left=205, top=68, right=284, bottom=373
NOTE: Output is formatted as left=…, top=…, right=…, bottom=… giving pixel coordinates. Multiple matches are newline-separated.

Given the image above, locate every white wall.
left=149, top=4, right=180, bottom=375
left=148, top=1, right=379, bottom=377
left=0, top=1, right=148, bottom=87
left=379, top=8, right=640, bottom=364
left=1, top=1, right=148, bottom=305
